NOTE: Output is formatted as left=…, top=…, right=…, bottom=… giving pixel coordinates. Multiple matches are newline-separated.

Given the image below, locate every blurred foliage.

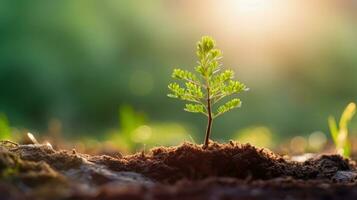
left=0, top=0, right=357, bottom=147
left=328, top=102, right=356, bottom=157
left=108, top=105, right=146, bottom=151
left=0, top=0, right=187, bottom=133
left=106, top=105, right=191, bottom=152
left=234, top=126, right=273, bottom=148
left=0, top=113, right=11, bottom=140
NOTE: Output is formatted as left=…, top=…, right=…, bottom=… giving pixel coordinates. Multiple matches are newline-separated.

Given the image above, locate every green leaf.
left=172, top=69, right=198, bottom=83
left=184, top=104, right=206, bottom=114
left=185, top=82, right=203, bottom=99
left=168, top=81, right=204, bottom=103
left=167, top=94, right=178, bottom=98
left=168, top=82, right=185, bottom=99
left=342, top=142, right=351, bottom=158
left=328, top=116, right=338, bottom=144
left=215, top=98, right=241, bottom=118
left=221, top=70, right=234, bottom=81
left=209, top=70, right=235, bottom=96
left=209, top=49, right=222, bottom=59
left=194, top=65, right=205, bottom=75
left=328, top=102, right=356, bottom=158
left=223, top=80, right=248, bottom=95
left=339, top=102, right=356, bottom=130
left=197, top=36, right=215, bottom=56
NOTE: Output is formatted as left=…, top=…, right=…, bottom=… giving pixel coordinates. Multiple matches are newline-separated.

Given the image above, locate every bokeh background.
left=1, top=0, right=357, bottom=153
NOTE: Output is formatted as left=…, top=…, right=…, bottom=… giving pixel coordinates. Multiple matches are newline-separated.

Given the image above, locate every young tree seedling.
left=328, top=102, right=356, bottom=157
left=168, top=36, right=248, bottom=147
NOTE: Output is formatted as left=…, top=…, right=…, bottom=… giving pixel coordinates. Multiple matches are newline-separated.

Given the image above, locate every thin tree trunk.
left=203, top=88, right=212, bottom=148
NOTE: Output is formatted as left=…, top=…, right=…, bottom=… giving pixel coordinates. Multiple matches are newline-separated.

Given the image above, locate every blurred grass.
left=0, top=114, right=11, bottom=140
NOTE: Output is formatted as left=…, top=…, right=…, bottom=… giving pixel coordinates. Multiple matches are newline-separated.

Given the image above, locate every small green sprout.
left=328, top=102, right=356, bottom=157
left=168, top=36, right=248, bottom=147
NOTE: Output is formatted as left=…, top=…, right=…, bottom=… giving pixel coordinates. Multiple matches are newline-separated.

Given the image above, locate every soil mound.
left=1, top=141, right=357, bottom=199
left=92, top=141, right=354, bottom=182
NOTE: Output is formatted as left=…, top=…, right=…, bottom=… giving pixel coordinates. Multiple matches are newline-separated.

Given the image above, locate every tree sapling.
left=168, top=36, right=248, bottom=147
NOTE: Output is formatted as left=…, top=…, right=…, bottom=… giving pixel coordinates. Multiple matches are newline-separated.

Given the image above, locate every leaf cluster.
left=168, top=36, right=248, bottom=118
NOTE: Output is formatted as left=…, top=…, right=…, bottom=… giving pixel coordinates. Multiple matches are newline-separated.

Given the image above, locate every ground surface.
left=1, top=141, right=357, bottom=200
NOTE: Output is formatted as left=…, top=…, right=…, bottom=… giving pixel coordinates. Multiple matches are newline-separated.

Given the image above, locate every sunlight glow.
left=216, top=0, right=291, bottom=33
left=232, top=0, right=274, bottom=16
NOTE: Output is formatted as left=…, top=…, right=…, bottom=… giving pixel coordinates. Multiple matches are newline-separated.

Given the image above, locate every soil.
left=1, top=140, right=357, bottom=200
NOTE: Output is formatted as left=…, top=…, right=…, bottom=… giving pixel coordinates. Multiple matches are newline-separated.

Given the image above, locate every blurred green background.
left=1, top=0, right=357, bottom=152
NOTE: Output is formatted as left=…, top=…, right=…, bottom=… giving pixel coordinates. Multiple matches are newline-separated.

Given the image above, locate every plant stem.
left=204, top=88, right=212, bottom=147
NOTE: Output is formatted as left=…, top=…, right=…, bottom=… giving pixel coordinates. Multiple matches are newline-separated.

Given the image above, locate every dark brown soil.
left=1, top=141, right=357, bottom=200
